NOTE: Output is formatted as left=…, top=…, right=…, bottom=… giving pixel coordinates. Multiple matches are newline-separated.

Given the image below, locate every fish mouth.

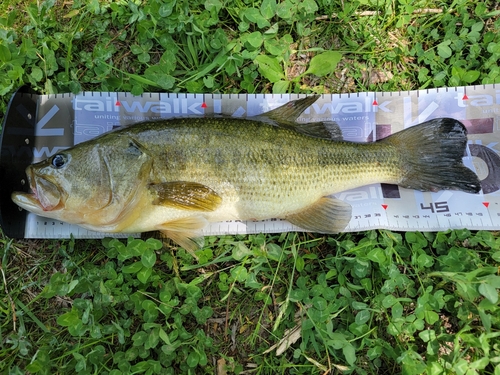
left=11, top=167, right=64, bottom=213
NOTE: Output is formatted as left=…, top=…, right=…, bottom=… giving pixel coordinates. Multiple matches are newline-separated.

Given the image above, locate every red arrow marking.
left=115, top=101, right=121, bottom=106
left=382, top=204, right=388, bottom=210
left=201, top=102, right=207, bottom=108
left=462, top=94, right=469, bottom=100
left=483, top=202, right=489, bottom=208
left=372, top=100, right=378, bottom=106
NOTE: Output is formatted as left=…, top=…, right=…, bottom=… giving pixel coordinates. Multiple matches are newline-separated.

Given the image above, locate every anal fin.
left=286, top=197, right=352, bottom=234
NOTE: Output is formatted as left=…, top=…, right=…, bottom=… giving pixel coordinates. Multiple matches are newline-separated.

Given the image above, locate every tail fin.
left=383, top=118, right=481, bottom=194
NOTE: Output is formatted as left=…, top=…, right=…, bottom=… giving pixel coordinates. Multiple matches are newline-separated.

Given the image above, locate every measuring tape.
left=1, top=85, right=499, bottom=239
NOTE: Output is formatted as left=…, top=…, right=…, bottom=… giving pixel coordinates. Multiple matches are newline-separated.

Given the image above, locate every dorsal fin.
left=292, top=121, right=343, bottom=140
left=256, top=96, right=343, bottom=140
left=263, top=95, right=320, bottom=124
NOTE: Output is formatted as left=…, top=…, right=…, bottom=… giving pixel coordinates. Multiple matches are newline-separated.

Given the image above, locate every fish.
left=11, top=95, right=481, bottom=251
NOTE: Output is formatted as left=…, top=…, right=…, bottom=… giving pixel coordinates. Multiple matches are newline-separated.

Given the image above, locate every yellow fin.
left=163, top=232, right=204, bottom=256
left=286, top=197, right=352, bottom=233
left=150, top=181, right=222, bottom=211
left=156, top=216, right=208, bottom=255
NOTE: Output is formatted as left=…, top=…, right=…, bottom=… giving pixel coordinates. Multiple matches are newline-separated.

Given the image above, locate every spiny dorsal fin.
left=286, top=196, right=352, bottom=233
left=263, top=95, right=320, bottom=124
left=258, top=96, right=343, bottom=140
left=150, top=181, right=222, bottom=211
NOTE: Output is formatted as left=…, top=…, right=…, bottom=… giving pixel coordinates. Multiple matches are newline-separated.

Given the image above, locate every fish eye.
left=51, top=154, right=67, bottom=169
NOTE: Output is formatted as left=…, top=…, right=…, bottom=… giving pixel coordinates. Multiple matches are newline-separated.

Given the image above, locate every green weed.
left=2, top=230, right=499, bottom=373
left=1, top=0, right=497, bottom=116
left=1, top=0, right=500, bottom=374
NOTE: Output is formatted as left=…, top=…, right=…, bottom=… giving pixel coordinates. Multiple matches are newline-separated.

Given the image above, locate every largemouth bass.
left=12, top=96, right=480, bottom=250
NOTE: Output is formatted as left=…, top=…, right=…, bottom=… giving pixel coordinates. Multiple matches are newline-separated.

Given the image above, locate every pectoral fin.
left=150, top=181, right=222, bottom=211
left=156, top=216, right=208, bottom=255
left=286, top=197, right=352, bottom=233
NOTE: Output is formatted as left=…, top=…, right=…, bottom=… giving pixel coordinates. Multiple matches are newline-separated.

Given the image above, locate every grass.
left=1, top=0, right=500, bottom=374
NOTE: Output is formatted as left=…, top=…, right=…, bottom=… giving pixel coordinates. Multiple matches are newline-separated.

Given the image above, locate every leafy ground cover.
left=1, top=0, right=500, bottom=374
left=2, top=231, right=500, bottom=374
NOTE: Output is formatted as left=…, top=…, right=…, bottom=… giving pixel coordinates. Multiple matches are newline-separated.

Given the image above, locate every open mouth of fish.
left=12, top=168, right=64, bottom=212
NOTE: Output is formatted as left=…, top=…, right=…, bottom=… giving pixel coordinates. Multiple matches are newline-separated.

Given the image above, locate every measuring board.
left=1, top=85, right=499, bottom=239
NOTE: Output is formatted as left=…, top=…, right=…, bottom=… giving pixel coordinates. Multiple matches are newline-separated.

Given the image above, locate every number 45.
left=420, top=201, right=450, bottom=213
